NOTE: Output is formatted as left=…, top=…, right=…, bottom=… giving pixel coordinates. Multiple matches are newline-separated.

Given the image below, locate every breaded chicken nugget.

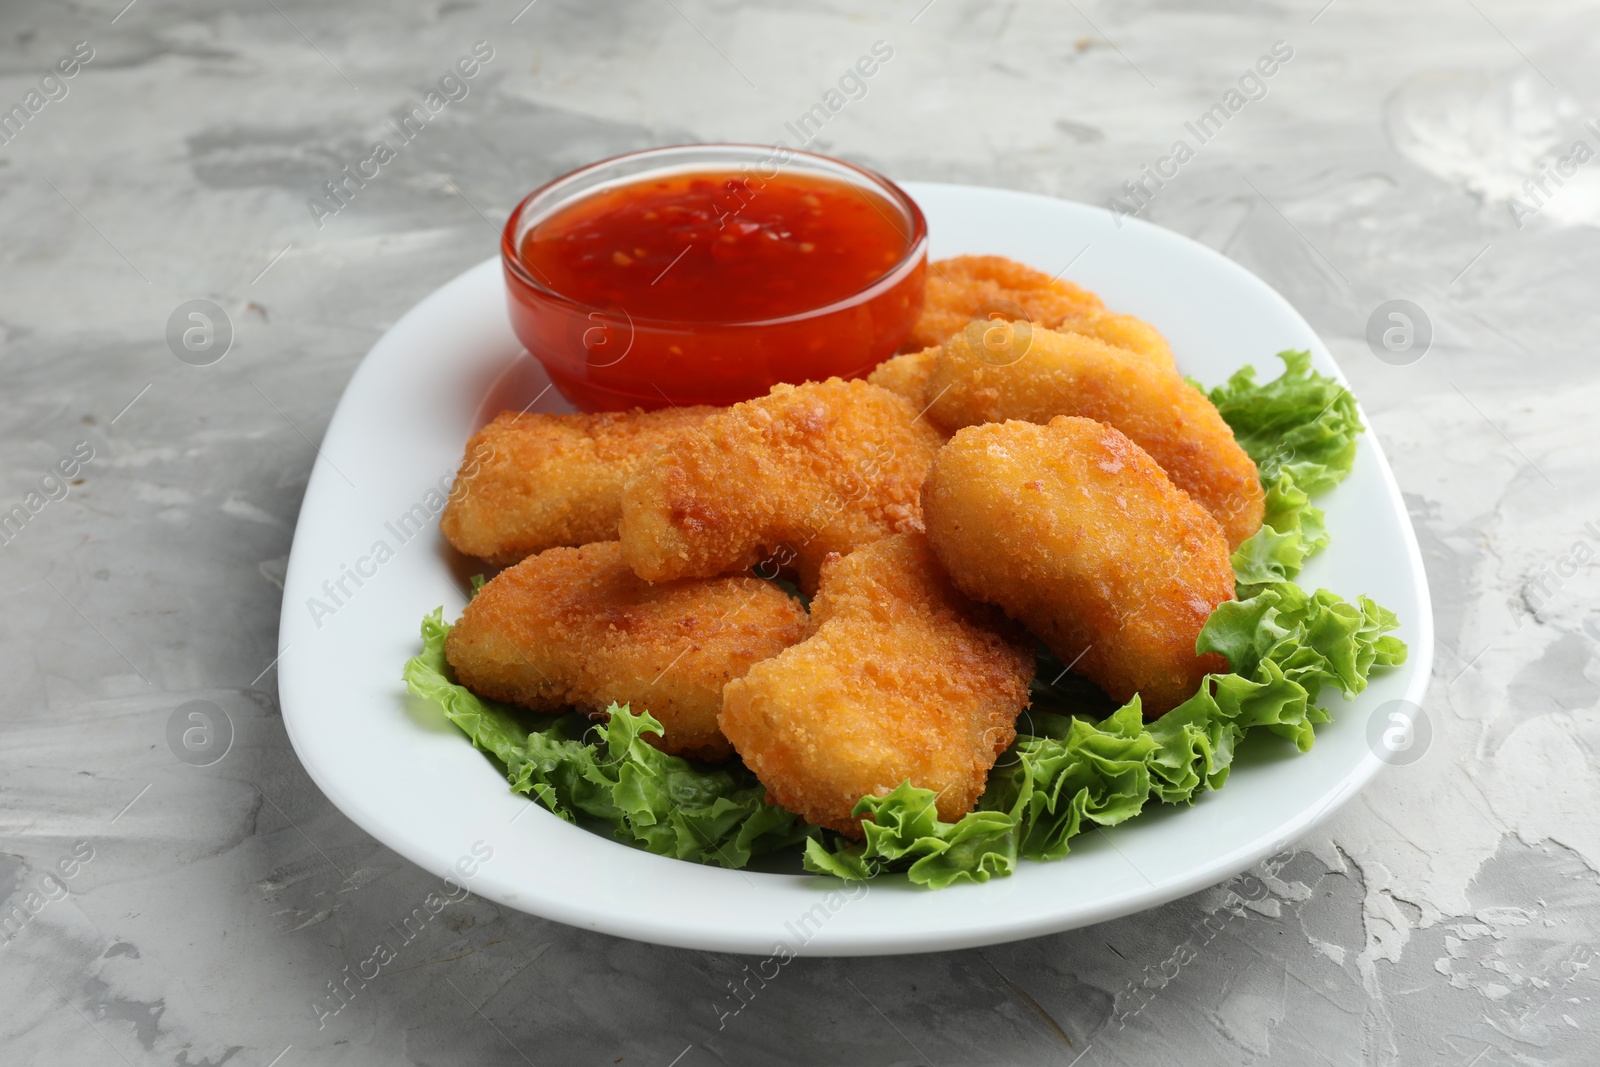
left=445, top=541, right=806, bottom=761
left=918, top=325, right=1264, bottom=547
left=619, top=379, right=944, bottom=592
left=1062, top=308, right=1175, bottom=366
left=866, top=346, right=939, bottom=406
left=909, top=255, right=1101, bottom=350
left=909, top=255, right=1175, bottom=364
left=441, top=406, right=717, bottom=566
left=922, top=417, right=1235, bottom=716
left=720, top=532, right=1034, bottom=837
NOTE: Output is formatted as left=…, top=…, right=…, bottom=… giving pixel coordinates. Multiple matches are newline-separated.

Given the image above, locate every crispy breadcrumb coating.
left=1062, top=308, right=1175, bottom=366
left=618, top=379, right=944, bottom=593
left=720, top=532, right=1034, bottom=837
left=866, top=346, right=939, bottom=407
left=922, top=417, right=1235, bottom=716
left=909, top=325, right=1263, bottom=547
left=909, top=255, right=1174, bottom=364
left=444, top=541, right=806, bottom=761
left=909, top=255, right=1101, bottom=350
left=440, top=406, right=717, bottom=566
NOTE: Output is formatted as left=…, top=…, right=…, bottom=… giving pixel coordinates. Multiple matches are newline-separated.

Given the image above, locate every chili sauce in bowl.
left=501, top=145, right=927, bottom=410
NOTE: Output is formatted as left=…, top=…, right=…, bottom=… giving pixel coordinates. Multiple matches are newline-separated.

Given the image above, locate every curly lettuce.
left=1211, top=350, right=1362, bottom=584
left=1209, top=349, right=1363, bottom=492
left=1229, top=470, right=1328, bottom=585
left=403, top=610, right=811, bottom=868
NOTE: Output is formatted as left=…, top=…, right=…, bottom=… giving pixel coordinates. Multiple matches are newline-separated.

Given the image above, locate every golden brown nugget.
left=922, top=418, right=1235, bottom=716
left=618, top=379, right=944, bottom=593
left=865, top=346, right=938, bottom=406
left=909, top=255, right=1101, bottom=350
left=441, top=406, right=717, bottom=566
left=720, top=533, right=1034, bottom=837
left=920, top=326, right=1264, bottom=547
left=1060, top=308, right=1175, bottom=366
left=909, top=255, right=1175, bottom=365
left=445, top=541, right=806, bottom=761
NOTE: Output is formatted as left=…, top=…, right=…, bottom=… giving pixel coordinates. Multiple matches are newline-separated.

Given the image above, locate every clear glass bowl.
left=500, top=143, right=928, bottom=411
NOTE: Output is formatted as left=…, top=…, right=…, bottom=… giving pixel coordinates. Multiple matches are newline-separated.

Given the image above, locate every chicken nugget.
left=441, top=406, right=717, bottom=566
left=909, top=255, right=1175, bottom=365
left=445, top=541, right=806, bottom=761
left=866, top=346, right=939, bottom=407
left=910, top=255, right=1101, bottom=350
left=919, top=325, right=1263, bottom=547
left=619, top=379, right=944, bottom=592
left=922, top=417, right=1235, bottom=715
left=720, top=532, right=1034, bottom=837
left=1061, top=308, right=1175, bottom=366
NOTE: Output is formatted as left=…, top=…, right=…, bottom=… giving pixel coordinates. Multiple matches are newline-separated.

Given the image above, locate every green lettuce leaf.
left=403, top=609, right=812, bottom=867
left=1229, top=470, right=1329, bottom=585
left=1216, top=351, right=1359, bottom=584
left=1209, top=349, right=1363, bottom=493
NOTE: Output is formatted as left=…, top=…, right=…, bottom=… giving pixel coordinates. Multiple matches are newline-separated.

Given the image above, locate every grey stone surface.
left=2, top=0, right=1598, bottom=1063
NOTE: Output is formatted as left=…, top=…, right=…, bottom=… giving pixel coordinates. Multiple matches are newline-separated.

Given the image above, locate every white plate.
left=278, top=182, right=1434, bottom=956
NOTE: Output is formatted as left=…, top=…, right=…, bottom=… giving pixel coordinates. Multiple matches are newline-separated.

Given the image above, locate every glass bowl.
left=500, top=143, right=928, bottom=411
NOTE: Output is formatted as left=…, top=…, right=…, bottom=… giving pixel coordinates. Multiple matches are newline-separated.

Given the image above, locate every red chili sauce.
left=504, top=168, right=926, bottom=410
left=521, top=171, right=912, bottom=322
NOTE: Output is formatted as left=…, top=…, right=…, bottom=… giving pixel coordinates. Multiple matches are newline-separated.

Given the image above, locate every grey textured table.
left=3, top=1, right=1598, bottom=1064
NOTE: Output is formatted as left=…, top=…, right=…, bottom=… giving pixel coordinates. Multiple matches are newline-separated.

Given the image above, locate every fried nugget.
left=866, top=346, right=939, bottom=406
left=445, top=541, right=807, bottom=761
left=440, top=406, right=717, bottom=566
left=618, top=379, right=944, bottom=592
left=1063, top=309, right=1176, bottom=366
left=720, top=532, right=1034, bottom=837
left=913, top=325, right=1263, bottom=547
left=922, top=417, right=1235, bottom=716
left=910, top=255, right=1174, bottom=364
left=910, top=255, right=1100, bottom=350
